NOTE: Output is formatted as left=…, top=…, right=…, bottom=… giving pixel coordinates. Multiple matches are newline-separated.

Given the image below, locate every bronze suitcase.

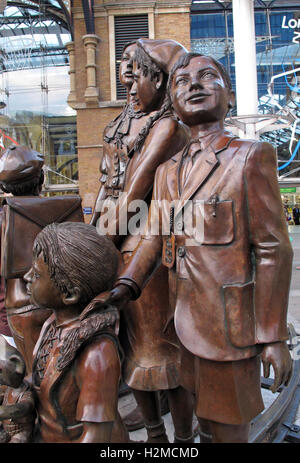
left=1, top=195, right=84, bottom=279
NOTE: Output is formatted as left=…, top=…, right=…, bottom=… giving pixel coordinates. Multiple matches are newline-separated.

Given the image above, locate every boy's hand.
left=261, top=341, right=292, bottom=393
left=107, top=285, right=132, bottom=310
left=80, top=285, right=132, bottom=320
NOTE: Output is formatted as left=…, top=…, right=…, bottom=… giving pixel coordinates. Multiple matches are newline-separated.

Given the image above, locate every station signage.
left=282, top=16, right=300, bottom=43
left=280, top=187, right=297, bottom=193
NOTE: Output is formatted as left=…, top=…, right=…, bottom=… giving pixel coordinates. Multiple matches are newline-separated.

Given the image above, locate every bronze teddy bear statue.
left=0, top=335, right=35, bottom=443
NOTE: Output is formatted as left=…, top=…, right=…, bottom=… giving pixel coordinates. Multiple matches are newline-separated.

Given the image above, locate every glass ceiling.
left=0, top=1, right=71, bottom=71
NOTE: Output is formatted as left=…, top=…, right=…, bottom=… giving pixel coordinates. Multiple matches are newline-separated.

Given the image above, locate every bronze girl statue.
left=89, top=39, right=194, bottom=443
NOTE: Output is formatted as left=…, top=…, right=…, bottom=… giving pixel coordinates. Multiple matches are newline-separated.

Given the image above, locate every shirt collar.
left=184, top=129, right=225, bottom=158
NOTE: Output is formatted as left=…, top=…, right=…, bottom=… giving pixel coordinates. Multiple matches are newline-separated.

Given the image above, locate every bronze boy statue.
left=24, top=222, right=128, bottom=443
left=88, top=53, right=293, bottom=443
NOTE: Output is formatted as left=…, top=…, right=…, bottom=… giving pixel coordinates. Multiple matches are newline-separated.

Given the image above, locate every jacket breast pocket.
left=223, top=280, right=256, bottom=348
left=202, top=199, right=234, bottom=245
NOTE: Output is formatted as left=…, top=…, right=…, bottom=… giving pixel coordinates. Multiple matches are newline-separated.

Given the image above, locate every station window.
left=0, top=3, right=78, bottom=193
left=114, top=15, right=149, bottom=100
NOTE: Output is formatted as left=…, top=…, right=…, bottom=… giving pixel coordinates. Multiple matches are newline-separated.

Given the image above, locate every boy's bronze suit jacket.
left=117, top=131, right=293, bottom=362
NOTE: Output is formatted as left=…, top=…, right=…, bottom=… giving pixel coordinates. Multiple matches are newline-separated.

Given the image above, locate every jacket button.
left=177, top=246, right=185, bottom=257
left=175, top=221, right=183, bottom=231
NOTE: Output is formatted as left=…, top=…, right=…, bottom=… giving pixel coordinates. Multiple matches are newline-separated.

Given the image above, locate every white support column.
left=232, top=0, right=259, bottom=139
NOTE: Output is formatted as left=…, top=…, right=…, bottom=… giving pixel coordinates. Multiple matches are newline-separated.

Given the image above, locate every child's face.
left=24, top=254, right=64, bottom=310
left=170, top=56, right=234, bottom=126
left=130, top=61, right=161, bottom=112
left=119, top=43, right=136, bottom=88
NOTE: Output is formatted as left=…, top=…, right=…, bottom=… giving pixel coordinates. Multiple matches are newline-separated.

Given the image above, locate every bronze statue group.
left=0, top=39, right=293, bottom=444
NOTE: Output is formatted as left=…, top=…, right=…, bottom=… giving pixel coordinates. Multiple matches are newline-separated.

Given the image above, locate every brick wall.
left=154, top=12, right=191, bottom=50
left=77, top=107, right=121, bottom=215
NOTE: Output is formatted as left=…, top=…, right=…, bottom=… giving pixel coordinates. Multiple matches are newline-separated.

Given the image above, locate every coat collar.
left=166, top=131, right=237, bottom=215
left=170, top=130, right=237, bottom=164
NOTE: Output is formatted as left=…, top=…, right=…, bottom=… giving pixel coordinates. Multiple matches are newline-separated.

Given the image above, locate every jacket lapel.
left=32, top=318, right=73, bottom=405
left=180, top=146, right=219, bottom=202
left=173, top=133, right=237, bottom=217
left=32, top=313, right=55, bottom=362
left=166, top=149, right=184, bottom=200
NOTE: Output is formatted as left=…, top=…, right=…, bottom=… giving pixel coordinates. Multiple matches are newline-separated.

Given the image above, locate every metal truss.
left=0, top=2, right=71, bottom=71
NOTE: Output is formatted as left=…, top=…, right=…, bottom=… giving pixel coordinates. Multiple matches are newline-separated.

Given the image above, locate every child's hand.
left=261, top=341, right=292, bottom=393
left=108, top=284, right=132, bottom=310
left=80, top=291, right=112, bottom=320
left=80, top=285, right=131, bottom=320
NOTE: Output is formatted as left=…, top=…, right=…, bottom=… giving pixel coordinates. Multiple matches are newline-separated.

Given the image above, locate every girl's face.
left=24, top=254, right=63, bottom=310
left=130, top=61, right=162, bottom=112
left=119, top=43, right=137, bottom=89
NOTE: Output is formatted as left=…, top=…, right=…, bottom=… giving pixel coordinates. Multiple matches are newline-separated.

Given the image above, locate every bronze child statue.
left=91, top=38, right=194, bottom=443
left=0, top=145, right=50, bottom=373
left=89, top=52, right=293, bottom=443
left=90, top=39, right=149, bottom=227
left=24, top=222, right=128, bottom=443
left=0, top=335, right=35, bottom=443
left=0, top=145, right=83, bottom=374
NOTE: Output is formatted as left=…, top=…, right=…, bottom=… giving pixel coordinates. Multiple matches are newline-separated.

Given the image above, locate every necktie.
left=182, top=140, right=202, bottom=188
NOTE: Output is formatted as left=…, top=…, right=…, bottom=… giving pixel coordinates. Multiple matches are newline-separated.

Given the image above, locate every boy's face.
left=170, top=56, right=234, bottom=126
left=119, top=43, right=136, bottom=88
left=24, top=254, right=63, bottom=310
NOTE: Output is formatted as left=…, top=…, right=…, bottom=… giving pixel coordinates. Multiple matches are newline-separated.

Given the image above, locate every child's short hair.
left=167, top=52, right=232, bottom=98
left=33, top=222, right=119, bottom=305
